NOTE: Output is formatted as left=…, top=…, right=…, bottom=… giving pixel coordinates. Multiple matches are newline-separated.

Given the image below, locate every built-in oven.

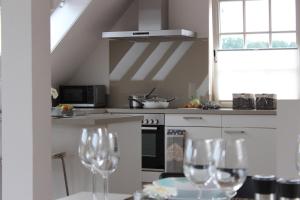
left=141, top=114, right=165, bottom=172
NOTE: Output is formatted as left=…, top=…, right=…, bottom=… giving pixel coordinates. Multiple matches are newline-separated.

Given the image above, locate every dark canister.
left=277, top=179, right=300, bottom=200
left=252, top=175, right=276, bottom=200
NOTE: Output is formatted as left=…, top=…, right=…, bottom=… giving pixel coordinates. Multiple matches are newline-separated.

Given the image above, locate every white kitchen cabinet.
left=168, top=127, right=222, bottom=140
left=165, top=114, right=221, bottom=127
left=165, top=114, right=276, bottom=176
left=222, top=128, right=276, bottom=175
left=165, top=114, right=222, bottom=173
left=165, top=114, right=222, bottom=139
left=222, top=115, right=276, bottom=175
left=222, top=115, right=276, bottom=128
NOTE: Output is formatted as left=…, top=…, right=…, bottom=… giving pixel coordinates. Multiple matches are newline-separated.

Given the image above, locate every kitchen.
left=1, top=0, right=300, bottom=200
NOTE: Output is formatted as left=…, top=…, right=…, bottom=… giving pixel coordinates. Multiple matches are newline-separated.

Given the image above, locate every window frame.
left=211, top=0, right=299, bottom=105
left=216, top=0, right=297, bottom=50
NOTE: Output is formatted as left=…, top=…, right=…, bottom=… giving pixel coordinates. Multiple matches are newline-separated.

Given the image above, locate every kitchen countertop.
left=0, top=108, right=276, bottom=123
left=52, top=113, right=143, bottom=126
left=106, top=108, right=276, bottom=115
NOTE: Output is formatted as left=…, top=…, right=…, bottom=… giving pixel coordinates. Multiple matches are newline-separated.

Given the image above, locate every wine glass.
left=92, top=129, right=120, bottom=200
left=183, top=138, right=215, bottom=199
left=213, top=138, right=248, bottom=198
left=78, top=128, right=100, bottom=200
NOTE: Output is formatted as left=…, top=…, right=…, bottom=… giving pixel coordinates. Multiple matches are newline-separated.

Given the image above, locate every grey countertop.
left=52, top=113, right=143, bottom=126
left=106, top=108, right=276, bottom=115
left=0, top=108, right=276, bottom=123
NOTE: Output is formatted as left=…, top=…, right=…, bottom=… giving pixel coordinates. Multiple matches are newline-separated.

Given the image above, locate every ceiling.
left=51, top=0, right=133, bottom=86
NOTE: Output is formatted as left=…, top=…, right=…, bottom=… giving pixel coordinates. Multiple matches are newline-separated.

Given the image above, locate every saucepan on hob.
left=129, top=97, right=176, bottom=109
left=128, top=88, right=156, bottom=109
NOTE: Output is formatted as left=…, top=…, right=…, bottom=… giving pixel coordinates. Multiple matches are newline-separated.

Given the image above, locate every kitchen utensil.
left=252, top=175, right=276, bottom=200
left=255, top=94, right=277, bottom=110
left=233, top=93, right=255, bottom=110
left=145, top=87, right=156, bottom=99
left=142, top=97, right=176, bottom=109
left=129, top=97, right=176, bottom=109
left=128, top=88, right=156, bottom=108
left=128, top=96, right=144, bottom=108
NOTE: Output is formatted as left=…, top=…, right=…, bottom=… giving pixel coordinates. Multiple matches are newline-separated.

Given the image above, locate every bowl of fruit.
left=183, top=98, right=203, bottom=109
left=51, top=104, right=74, bottom=117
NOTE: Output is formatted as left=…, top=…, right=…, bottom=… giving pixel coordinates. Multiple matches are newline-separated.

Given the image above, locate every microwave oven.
left=59, top=85, right=107, bottom=108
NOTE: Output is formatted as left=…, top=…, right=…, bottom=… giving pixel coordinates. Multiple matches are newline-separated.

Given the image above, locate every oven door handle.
left=183, top=116, right=203, bottom=120
left=141, top=127, right=158, bottom=131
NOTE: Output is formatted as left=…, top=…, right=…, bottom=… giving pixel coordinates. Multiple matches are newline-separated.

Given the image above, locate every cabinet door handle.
left=224, top=130, right=246, bottom=134
left=183, top=116, right=203, bottom=120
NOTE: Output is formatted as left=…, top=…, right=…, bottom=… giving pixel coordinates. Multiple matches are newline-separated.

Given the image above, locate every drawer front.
left=165, top=114, right=222, bottom=127
left=222, top=128, right=276, bottom=175
left=222, top=115, right=276, bottom=128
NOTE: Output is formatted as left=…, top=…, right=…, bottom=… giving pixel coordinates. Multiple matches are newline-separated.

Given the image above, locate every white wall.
left=276, top=100, right=300, bottom=179
left=51, top=0, right=92, bottom=51
left=68, top=0, right=210, bottom=87
left=68, top=40, right=110, bottom=89
left=169, top=0, right=209, bottom=38
left=51, top=0, right=133, bottom=86
left=68, top=0, right=139, bottom=88
left=2, top=0, right=52, bottom=199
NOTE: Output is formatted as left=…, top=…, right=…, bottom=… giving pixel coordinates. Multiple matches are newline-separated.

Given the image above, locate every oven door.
left=142, top=125, right=165, bottom=171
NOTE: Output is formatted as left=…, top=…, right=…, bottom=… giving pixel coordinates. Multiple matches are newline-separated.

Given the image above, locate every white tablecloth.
left=57, top=192, right=131, bottom=200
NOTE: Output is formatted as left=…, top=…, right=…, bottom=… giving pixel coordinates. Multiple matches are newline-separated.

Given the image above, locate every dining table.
left=57, top=192, right=132, bottom=200
left=57, top=192, right=252, bottom=200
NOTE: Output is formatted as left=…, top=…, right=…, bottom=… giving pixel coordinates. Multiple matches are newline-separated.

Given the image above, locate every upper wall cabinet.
left=169, top=0, right=209, bottom=38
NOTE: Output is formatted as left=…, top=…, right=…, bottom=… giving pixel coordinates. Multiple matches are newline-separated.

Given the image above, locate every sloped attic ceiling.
left=51, top=0, right=133, bottom=86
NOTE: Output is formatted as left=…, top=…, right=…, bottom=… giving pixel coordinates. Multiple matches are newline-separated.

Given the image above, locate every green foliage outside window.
left=221, top=37, right=297, bottom=49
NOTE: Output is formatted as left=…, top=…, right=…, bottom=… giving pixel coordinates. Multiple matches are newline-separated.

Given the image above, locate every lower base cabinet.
left=222, top=128, right=276, bottom=175
left=166, top=127, right=222, bottom=140
left=165, top=114, right=276, bottom=176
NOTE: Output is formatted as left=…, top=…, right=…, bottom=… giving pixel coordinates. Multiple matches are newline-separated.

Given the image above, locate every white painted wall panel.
left=276, top=100, right=300, bottom=179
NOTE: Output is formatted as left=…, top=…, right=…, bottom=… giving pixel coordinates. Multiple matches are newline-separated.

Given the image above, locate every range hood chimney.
left=102, top=0, right=197, bottom=40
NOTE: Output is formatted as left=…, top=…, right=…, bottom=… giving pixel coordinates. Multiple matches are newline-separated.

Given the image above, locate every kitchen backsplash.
left=109, top=38, right=209, bottom=108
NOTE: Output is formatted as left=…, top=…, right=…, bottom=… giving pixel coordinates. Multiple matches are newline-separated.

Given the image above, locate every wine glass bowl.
left=183, top=138, right=215, bottom=198
left=78, top=128, right=120, bottom=200
left=93, top=131, right=120, bottom=178
left=213, top=138, right=248, bottom=197
left=78, top=128, right=98, bottom=171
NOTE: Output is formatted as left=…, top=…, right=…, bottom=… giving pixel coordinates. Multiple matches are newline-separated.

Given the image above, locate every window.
left=213, top=0, right=298, bottom=101
left=51, top=0, right=65, bottom=13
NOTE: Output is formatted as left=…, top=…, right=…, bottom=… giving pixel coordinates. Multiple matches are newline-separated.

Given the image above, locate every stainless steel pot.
left=129, top=97, right=176, bottom=109
left=128, top=96, right=144, bottom=109
left=143, top=97, right=176, bottom=109
left=128, top=88, right=156, bottom=109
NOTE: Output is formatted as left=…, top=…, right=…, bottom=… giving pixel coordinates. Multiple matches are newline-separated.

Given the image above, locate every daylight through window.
left=214, top=0, right=298, bottom=101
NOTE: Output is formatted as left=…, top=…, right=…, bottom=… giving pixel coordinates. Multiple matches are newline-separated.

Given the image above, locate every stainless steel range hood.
left=102, top=0, right=197, bottom=40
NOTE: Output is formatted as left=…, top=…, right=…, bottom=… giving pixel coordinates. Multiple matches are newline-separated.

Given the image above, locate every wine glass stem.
left=226, top=191, right=237, bottom=199
left=103, top=176, right=109, bottom=200
left=92, top=173, right=96, bottom=195
left=197, top=189, right=203, bottom=200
